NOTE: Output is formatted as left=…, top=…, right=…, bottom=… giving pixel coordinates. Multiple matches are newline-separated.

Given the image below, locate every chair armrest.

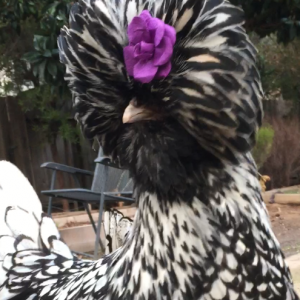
left=94, top=157, right=123, bottom=169
left=41, top=162, right=94, bottom=176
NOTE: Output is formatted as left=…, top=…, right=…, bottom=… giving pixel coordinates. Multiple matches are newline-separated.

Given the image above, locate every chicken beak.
left=122, top=102, right=153, bottom=124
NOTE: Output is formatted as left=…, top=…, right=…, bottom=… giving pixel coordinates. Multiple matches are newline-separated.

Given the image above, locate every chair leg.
left=84, top=203, right=97, bottom=233
left=84, top=202, right=104, bottom=250
left=94, top=165, right=108, bottom=259
left=71, top=172, right=107, bottom=259
left=94, top=192, right=105, bottom=258
left=48, top=170, right=57, bottom=217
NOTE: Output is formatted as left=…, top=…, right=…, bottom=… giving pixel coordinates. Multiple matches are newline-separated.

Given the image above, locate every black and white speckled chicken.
left=0, top=0, right=299, bottom=299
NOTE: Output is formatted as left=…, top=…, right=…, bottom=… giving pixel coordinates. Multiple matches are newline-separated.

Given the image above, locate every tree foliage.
left=231, top=0, right=300, bottom=43
left=0, top=0, right=77, bottom=144
left=1, top=0, right=71, bottom=90
left=256, top=35, right=300, bottom=104
left=252, top=124, right=274, bottom=170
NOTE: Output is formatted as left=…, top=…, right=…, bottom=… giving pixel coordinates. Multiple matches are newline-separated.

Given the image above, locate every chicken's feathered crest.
left=58, top=0, right=263, bottom=164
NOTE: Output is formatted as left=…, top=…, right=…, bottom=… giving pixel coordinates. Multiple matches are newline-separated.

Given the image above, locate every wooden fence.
left=0, top=97, right=96, bottom=210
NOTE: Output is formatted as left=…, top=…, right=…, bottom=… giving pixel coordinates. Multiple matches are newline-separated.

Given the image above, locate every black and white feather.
left=0, top=0, right=298, bottom=299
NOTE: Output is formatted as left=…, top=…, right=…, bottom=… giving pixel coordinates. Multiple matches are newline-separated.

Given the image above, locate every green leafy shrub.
left=252, top=125, right=275, bottom=169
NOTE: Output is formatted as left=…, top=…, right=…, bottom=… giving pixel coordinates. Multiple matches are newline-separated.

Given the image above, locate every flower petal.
left=128, top=17, right=150, bottom=44
left=134, top=42, right=154, bottom=60
left=133, top=59, right=158, bottom=83
left=153, top=36, right=173, bottom=66
left=147, top=18, right=165, bottom=46
left=164, top=24, right=176, bottom=46
left=123, top=46, right=137, bottom=76
left=124, top=10, right=176, bottom=83
left=154, top=20, right=165, bottom=46
left=139, top=10, right=152, bottom=22
left=133, top=43, right=141, bottom=58
left=140, top=41, right=154, bottom=54
left=156, top=61, right=172, bottom=79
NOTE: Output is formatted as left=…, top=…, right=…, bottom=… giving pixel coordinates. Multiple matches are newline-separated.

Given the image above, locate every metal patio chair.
left=41, top=148, right=135, bottom=259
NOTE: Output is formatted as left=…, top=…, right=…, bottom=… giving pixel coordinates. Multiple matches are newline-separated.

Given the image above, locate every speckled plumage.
left=0, top=0, right=299, bottom=299
left=0, top=158, right=298, bottom=300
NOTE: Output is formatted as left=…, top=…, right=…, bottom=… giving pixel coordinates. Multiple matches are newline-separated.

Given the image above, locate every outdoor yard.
left=270, top=203, right=300, bottom=257
left=264, top=187, right=300, bottom=294
left=270, top=202, right=300, bottom=293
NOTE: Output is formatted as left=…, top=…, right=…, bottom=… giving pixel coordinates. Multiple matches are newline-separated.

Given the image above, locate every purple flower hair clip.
left=123, top=10, right=176, bottom=84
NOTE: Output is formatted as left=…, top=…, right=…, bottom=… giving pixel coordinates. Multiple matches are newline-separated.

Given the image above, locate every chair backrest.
left=91, top=148, right=133, bottom=193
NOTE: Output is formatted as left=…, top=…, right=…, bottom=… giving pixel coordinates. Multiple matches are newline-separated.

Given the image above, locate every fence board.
left=0, top=99, right=10, bottom=160
left=6, top=97, right=34, bottom=185
left=0, top=97, right=95, bottom=211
